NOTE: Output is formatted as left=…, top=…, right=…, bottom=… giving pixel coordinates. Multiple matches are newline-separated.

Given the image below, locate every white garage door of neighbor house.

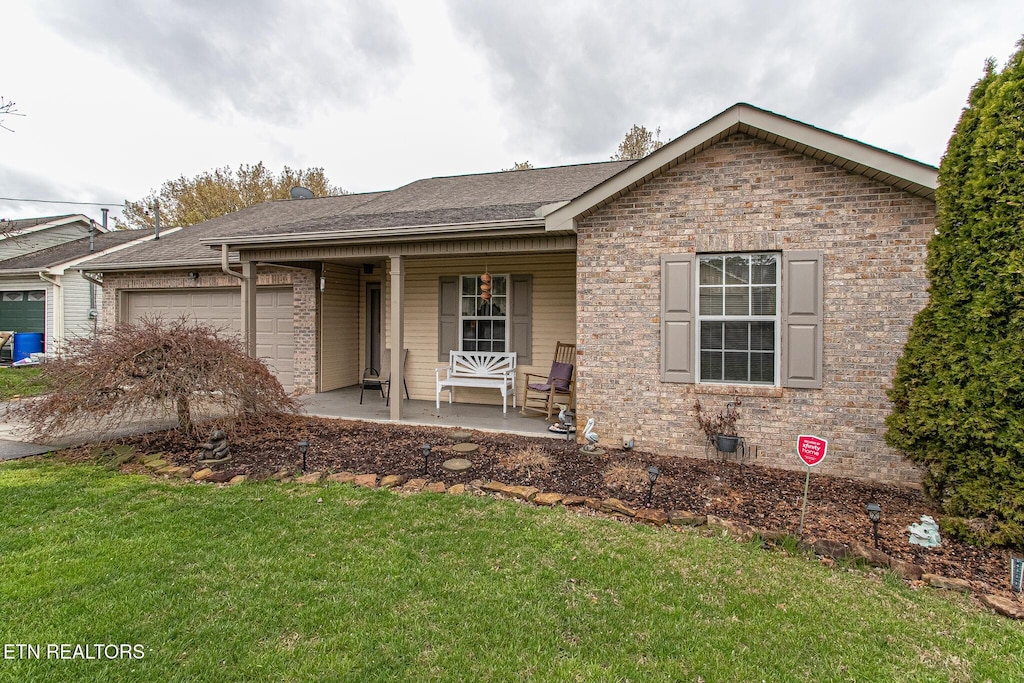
left=125, top=288, right=295, bottom=392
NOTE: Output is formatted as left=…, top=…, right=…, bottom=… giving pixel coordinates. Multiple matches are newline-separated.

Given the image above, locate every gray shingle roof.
left=85, top=160, right=635, bottom=269
left=0, top=230, right=149, bottom=271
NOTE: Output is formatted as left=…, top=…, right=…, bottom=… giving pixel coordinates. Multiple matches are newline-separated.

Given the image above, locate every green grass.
left=0, top=367, right=48, bottom=400
left=0, top=460, right=1021, bottom=682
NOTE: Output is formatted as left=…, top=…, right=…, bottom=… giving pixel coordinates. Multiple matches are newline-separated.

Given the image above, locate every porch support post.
left=242, top=260, right=257, bottom=357
left=389, top=254, right=404, bottom=421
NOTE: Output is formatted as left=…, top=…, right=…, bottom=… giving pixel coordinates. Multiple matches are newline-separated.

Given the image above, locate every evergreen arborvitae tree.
left=887, top=39, right=1024, bottom=548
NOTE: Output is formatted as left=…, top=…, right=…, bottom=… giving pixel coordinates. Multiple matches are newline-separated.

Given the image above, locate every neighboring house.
left=0, top=224, right=166, bottom=357
left=85, top=104, right=938, bottom=484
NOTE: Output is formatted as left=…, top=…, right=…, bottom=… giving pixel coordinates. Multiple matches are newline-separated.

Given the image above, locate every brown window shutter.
left=661, top=254, right=695, bottom=383
left=438, top=276, right=459, bottom=362
left=781, top=250, right=824, bottom=388
left=510, top=274, right=532, bottom=364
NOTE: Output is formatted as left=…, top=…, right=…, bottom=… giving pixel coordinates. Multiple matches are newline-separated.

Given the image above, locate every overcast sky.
left=2, top=1, right=1021, bottom=224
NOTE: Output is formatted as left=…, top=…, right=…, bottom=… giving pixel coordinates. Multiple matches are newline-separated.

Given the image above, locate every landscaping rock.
left=205, top=470, right=240, bottom=484
left=424, top=481, right=447, bottom=494
left=295, top=472, right=324, bottom=485
left=447, top=484, right=466, bottom=495
left=192, top=468, right=215, bottom=481
left=379, top=475, right=407, bottom=489
left=808, top=538, right=850, bottom=560
left=326, top=472, right=356, bottom=483
left=140, top=454, right=163, bottom=465
left=402, top=478, right=428, bottom=493
left=533, top=492, right=563, bottom=506
left=924, top=573, right=973, bottom=592
left=669, top=510, right=707, bottom=526
left=889, top=559, right=924, bottom=581
left=480, top=481, right=509, bottom=494
left=503, top=485, right=540, bottom=502
left=599, top=498, right=636, bottom=517
left=635, top=508, right=669, bottom=526
left=271, top=469, right=291, bottom=481
left=144, top=459, right=167, bottom=470
left=353, top=474, right=379, bottom=488
left=980, top=594, right=1024, bottom=620
left=558, top=495, right=591, bottom=507
left=707, top=515, right=756, bottom=542
left=165, top=466, right=193, bottom=478
left=228, top=475, right=246, bottom=486
left=849, top=541, right=891, bottom=567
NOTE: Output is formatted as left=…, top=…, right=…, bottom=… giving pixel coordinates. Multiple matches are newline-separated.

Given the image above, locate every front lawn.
left=0, top=460, right=1020, bottom=682
left=0, top=366, right=48, bottom=400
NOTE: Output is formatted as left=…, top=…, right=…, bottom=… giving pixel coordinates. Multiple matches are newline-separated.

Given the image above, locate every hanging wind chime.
left=479, top=270, right=492, bottom=304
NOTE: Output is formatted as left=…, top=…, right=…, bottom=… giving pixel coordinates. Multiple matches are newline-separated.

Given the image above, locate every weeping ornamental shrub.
left=19, top=317, right=298, bottom=438
left=887, top=39, right=1024, bottom=548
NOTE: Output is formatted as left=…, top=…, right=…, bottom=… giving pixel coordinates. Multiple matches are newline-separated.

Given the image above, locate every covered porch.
left=299, top=386, right=566, bottom=439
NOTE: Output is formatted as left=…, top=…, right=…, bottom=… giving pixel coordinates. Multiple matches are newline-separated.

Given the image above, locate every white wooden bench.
left=436, top=351, right=517, bottom=413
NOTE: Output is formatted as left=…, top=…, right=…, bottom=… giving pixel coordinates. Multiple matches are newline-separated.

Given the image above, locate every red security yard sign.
left=796, top=435, right=828, bottom=536
left=797, top=435, right=828, bottom=467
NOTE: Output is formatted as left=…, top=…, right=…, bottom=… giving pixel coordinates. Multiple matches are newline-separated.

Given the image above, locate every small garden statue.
left=908, top=515, right=941, bottom=548
left=197, top=429, right=231, bottom=465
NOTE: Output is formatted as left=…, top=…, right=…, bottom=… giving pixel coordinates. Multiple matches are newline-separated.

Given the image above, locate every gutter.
left=199, top=217, right=545, bottom=248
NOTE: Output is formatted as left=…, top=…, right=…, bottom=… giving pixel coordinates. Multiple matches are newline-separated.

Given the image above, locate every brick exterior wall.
left=100, top=267, right=318, bottom=393
left=576, top=134, right=935, bottom=485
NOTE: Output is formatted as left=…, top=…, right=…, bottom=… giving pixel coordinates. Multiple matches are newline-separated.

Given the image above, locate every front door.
left=366, top=282, right=382, bottom=373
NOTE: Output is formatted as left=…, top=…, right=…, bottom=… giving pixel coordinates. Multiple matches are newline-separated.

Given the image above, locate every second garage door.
left=125, top=287, right=295, bottom=392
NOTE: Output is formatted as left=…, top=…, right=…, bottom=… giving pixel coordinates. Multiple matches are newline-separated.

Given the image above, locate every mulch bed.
left=67, top=413, right=1022, bottom=602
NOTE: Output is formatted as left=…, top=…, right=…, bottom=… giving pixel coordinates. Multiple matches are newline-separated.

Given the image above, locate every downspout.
left=37, top=272, right=63, bottom=355
left=220, top=244, right=243, bottom=281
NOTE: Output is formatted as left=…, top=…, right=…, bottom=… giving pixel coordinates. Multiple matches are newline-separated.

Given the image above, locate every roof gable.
left=544, top=103, right=939, bottom=232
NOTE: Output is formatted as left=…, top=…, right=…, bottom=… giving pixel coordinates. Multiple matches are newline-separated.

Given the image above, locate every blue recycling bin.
left=12, top=332, right=44, bottom=362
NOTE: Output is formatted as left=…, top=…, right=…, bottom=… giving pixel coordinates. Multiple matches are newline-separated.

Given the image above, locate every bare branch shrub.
left=496, top=445, right=552, bottom=477
left=602, top=463, right=649, bottom=495
left=17, top=316, right=298, bottom=439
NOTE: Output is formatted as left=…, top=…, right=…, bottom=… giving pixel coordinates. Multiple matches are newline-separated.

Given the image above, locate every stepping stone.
left=450, top=431, right=472, bottom=441
left=442, top=458, right=473, bottom=472
left=451, top=443, right=478, bottom=454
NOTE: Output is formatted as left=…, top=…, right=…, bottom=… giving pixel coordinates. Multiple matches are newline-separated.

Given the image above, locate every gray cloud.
left=445, top=0, right=968, bottom=159
left=0, top=165, right=126, bottom=223
left=32, top=0, right=411, bottom=124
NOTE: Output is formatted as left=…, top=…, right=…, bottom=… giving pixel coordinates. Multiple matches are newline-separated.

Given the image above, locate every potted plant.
left=693, top=399, right=741, bottom=453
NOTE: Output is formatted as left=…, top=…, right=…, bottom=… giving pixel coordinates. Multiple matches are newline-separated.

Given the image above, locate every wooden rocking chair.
left=521, top=342, right=576, bottom=420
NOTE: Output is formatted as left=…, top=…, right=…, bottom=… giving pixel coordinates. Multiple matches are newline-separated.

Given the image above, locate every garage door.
left=125, top=288, right=294, bottom=391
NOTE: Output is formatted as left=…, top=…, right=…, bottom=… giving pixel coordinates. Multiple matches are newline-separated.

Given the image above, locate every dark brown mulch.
left=76, top=413, right=1021, bottom=600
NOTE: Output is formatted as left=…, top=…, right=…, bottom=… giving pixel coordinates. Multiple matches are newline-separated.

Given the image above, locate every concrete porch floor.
left=298, top=386, right=562, bottom=439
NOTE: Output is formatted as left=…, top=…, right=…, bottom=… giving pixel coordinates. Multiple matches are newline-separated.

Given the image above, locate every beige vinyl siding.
left=62, top=272, right=97, bottom=343
left=319, top=264, right=360, bottom=391
left=0, top=223, right=92, bottom=260
left=384, top=253, right=576, bottom=405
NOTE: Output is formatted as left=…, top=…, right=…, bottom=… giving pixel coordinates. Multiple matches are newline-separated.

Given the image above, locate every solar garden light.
left=297, top=439, right=309, bottom=472
left=421, top=443, right=432, bottom=475
left=865, top=502, right=882, bottom=549
left=646, top=465, right=660, bottom=506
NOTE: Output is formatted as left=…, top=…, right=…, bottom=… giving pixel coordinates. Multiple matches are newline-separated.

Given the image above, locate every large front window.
left=460, top=274, right=508, bottom=351
left=698, top=253, right=779, bottom=384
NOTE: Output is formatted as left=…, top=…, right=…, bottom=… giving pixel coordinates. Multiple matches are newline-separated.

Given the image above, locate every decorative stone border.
left=138, top=462, right=1024, bottom=620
